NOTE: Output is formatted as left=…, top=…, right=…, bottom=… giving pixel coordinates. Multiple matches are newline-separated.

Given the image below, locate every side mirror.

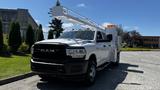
left=106, top=34, right=113, bottom=42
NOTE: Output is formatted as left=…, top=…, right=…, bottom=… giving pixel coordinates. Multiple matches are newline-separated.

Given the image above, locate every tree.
left=122, top=30, right=142, bottom=47
left=15, top=22, right=22, bottom=50
left=122, top=31, right=132, bottom=47
left=116, top=27, right=124, bottom=36
left=36, top=24, right=44, bottom=41
left=8, top=22, right=22, bottom=52
left=25, top=25, right=35, bottom=52
left=0, top=20, right=3, bottom=51
left=49, top=18, right=63, bottom=38
left=129, top=30, right=142, bottom=47
left=48, top=29, right=54, bottom=39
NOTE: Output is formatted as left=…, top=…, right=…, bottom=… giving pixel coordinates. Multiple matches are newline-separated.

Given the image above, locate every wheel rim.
left=89, top=64, right=96, bottom=81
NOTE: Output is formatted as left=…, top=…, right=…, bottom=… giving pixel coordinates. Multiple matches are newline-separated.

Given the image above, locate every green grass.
left=121, top=47, right=157, bottom=51
left=0, top=55, right=31, bottom=79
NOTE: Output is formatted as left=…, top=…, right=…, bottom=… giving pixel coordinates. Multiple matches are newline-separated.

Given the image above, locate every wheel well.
left=89, top=54, right=97, bottom=65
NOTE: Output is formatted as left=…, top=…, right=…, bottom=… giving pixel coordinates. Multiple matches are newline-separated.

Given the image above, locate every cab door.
left=101, top=32, right=112, bottom=63
left=96, top=31, right=108, bottom=66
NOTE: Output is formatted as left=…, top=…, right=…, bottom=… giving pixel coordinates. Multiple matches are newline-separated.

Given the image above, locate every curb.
left=0, top=72, right=36, bottom=85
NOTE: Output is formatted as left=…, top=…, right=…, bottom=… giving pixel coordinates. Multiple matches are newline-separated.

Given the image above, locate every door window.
left=97, top=31, right=103, bottom=40
left=101, top=32, right=108, bottom=40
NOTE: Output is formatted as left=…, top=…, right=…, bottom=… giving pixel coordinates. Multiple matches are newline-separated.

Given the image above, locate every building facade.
left=141, top=36, right=160, bottom=48
left=0, top=8, right=38, bottom=40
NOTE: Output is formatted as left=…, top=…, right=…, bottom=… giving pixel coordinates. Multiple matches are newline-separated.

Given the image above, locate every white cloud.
left=77, top=3, right=86, bottom=7
left=62, top=23, right=74, bottom=29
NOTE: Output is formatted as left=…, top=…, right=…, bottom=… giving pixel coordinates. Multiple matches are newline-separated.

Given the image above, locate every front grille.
left=31, top=62, right=65, bottom=73
left=32, top=44, right=68, bottom=63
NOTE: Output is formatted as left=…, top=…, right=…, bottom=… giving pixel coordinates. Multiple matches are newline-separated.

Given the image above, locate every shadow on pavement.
left=37, top=63, right=144, bottom=90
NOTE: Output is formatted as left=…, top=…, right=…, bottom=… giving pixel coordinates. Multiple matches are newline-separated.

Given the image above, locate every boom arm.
left=52, top=5, right=104, bottom=30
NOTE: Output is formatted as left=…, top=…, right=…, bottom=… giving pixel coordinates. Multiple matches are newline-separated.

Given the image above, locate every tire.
left=113, top=52, right=120, bottom=66
left=85, top=60, right=97, bottom=85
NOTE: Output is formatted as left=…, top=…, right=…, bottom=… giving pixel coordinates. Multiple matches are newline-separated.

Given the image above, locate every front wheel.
left=85, top=61, right=97, bottom=85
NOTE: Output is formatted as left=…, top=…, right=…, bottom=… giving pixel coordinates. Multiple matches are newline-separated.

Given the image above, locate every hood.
left=35, top=38, right=93, bottom=46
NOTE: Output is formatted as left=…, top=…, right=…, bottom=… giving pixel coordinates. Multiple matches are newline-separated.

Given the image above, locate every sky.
left=0, top=0, right=160, bottom=36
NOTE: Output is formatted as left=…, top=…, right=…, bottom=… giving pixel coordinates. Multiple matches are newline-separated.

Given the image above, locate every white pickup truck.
left=31, top=28, right=121, bottom=85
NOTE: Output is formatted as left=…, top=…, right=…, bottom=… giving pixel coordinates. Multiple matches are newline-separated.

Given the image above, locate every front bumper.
left=31, top=59, right=88, bottom=78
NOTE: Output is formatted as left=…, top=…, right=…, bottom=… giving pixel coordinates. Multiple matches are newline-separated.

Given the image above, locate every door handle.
left=103, top=45, right=106, bottom=47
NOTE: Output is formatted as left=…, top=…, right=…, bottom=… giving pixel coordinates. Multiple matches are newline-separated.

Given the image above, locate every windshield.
left=59, top=31, right=95, bottom=40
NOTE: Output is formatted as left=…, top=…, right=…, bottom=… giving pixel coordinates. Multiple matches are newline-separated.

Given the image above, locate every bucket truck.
left=31, top=0, right=121, bottom=85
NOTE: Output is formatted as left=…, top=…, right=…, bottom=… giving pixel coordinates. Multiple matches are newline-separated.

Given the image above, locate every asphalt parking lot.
left=0, top=51, right=160, bottom=90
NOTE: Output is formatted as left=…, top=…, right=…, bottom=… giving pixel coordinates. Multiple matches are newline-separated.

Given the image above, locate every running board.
left=97, top=62, right=111, bottom=71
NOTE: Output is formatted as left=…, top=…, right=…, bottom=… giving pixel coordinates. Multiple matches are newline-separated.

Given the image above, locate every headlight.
left=66, top=47, right=86, bottom=58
